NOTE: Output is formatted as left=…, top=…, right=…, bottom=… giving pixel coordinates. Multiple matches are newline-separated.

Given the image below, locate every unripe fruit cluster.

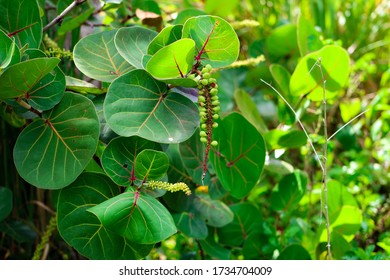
left=190, top=64, right=220, bottom=147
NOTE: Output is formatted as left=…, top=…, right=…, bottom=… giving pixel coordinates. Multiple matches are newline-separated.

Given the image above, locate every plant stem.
left=317, top=59, right=332, bottom=260
left=43, top=0, right=87, bottom=32
left=260, top=79, right=324, bottom=172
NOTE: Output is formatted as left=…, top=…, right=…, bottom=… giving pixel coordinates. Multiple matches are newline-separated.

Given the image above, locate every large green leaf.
left=290, top=45, right=350, bottom=101
left=218, top=203, right=263, bottom=247
left=193, top=194, right=233, bottom=227
left=0, top=0, right=42, bottom=49
left=13, top=92, right=99, bottom=189
left=182, top=15, right=239, bottom=68
left=173, top=212, right=208, bottom=239
left=146, top=38, right=196, bottom=87
left=0, top=58, right=60, bottom=100
left=114, top=26, right=158, bottom=69
left=0, top=187, right=12, bottom=222
left=104, top=69, right=198, bottom=143
left=73, top=30, right=134, bottom=82
left=134, top=149, right=169, bottom=181
left=210, top=113, right=266, bottom=198
left=148, top=25, right=183, bottom=55
left=0, top=30, right=20, bottom=69
left=101, top=136, right=161, bottom=186
left=88, top=190, right=177, bottom=244
left=270, top=171, right=307, bottom=211
left=21, top=49, right=66, bottom=111
left=57, top=172, right=152, bottom=259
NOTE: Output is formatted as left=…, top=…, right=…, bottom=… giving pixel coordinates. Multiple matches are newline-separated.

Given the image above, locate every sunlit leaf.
left=104, top=69, right=198, bottom=143
left=114, top=26, right=157, bottom=69
left=74, top=30, right=134, bottom=82
left=182, top=15, right=239, bottom=68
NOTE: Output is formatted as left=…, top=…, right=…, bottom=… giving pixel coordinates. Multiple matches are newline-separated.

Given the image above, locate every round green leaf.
left=146, top=38, right=197, bottom=87
left=88, top=190, right=177, bottom=244
left=173, top=212, right=208, bottom=239
left=0, top=58, right=60, bottom=100
left=210, top=113, right=266, bottom=199
left=290, top=45, right=350, bottom=101
left=0, top=30, right=20, bottom=69
left=13, top=92, right=99, bottom=189
left=148, top=25, right=183, bottom=55
left=20, top=49, right=66, bottom=111
left=277, top=244, right=311, bottom=260
left=193, top=194, right=233, bottom=227
left=104, top=69, right=198, bottom=143
left=57, top=172, right=152, bottom=259
left=182, top=15, right=239, bottom=68
left=0, top=187, right=12, bottom=222
left=73, top=30, right=134, bottom=82
left=270, top=171, right=307, bottom=211
left=101, top=136, right=161, bottom=186
left=114, top=26, right=157, bottom=69
left=218, top=203, right=263, bottom=247
left=134, top=149, right=169, bottom=181
left=0, top=0, right=42, bottom=49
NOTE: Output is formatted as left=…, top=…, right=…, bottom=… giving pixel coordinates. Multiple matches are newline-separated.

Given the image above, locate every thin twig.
left=260, top=79, right=324, bottom=172
left=327, top=109, right=369, bottom=141
left=43, top=0, right=87, bottom=32
left=317, top=58, right=332, bottom=260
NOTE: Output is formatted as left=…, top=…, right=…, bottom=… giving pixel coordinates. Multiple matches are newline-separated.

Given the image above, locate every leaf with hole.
left=88, top=190, right=177, bottom=244
left=182, top=15, right=239, bottom=68
left=104, top=69, right=198, bottom=143
left=115, top=26, right=157, bottom=69
left=73, top=30, right=134, bottom=82
left=57, top=172, right=152, bottom=259
left=101, top=136, right=161, bottom=186
left=146, top=38, right=197, bottom=87
left=210, top=113, right=266, bottom=198
left=134, top=149, right=169, bottom=181
left=13, top=92, right=99, bottom=189
left=0, top=0, right=42, bottom=49
left=0, top=58, right=60, bottom=100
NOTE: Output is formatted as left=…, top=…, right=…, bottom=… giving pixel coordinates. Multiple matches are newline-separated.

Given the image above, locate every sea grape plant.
left=0, top=0, right=270, bottom=259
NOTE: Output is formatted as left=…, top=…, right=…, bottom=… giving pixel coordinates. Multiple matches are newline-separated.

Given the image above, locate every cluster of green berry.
left=191, top=64, right=220, bottom=147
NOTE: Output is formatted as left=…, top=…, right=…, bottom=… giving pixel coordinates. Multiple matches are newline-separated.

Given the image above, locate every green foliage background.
left=0, top=0, right=389, bottom=260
